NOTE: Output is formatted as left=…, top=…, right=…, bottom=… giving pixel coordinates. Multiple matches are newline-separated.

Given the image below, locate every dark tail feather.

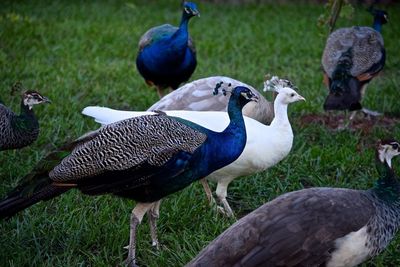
left=324, top=77, right=362, bottom=111
left=0, top=137, right=88, bottom=219
left=0, top=183, right=69, bottom=219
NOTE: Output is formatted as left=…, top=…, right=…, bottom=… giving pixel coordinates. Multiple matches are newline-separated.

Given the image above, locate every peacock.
left=0, top=85, right=257, bottom=267
left=1, top=86, right=51, bottom=151
left=82, top=76, right=305, bottom=217
left=148, top=76, right=274, bottom=125
left=186, top=139, right=400, bottom=267
left=322, top=8, right=387, bottom=117
left=136, top=1, right=200, bottom=98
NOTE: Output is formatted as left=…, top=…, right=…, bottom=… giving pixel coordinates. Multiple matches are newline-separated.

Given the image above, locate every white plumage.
left=82, top=80, right=305, bottom=216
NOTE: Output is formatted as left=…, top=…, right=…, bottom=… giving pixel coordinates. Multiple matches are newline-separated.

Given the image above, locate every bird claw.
left=362, top=108, right=382, bottom=117
left=124, top=256, right=139, bottom=267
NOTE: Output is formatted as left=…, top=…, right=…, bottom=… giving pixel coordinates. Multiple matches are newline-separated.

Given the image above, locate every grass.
left=0, top=0, right=400, bottom=266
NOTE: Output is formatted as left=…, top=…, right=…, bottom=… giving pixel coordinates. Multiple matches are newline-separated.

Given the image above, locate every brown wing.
left=187, top=188, right=375, bottom=267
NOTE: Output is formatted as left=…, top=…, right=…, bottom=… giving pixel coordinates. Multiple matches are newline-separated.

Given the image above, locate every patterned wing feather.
left=322, top=27, right=384, bottom=77
left=50, top=115, right=206, bottom=181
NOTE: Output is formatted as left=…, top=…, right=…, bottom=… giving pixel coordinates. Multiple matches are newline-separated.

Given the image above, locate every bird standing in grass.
left=186, top=139, right=400, bottom=267
left=136, top=1, right=200, bottom=98
left=148, top=76, right=274, bottom=125
left=0, top=85, right=257, bottom=267
left=0, top=84, right=51, bottom=151
left=82, top=76, right=305, bottom=217
left=322, top=8, right=387, bottom=118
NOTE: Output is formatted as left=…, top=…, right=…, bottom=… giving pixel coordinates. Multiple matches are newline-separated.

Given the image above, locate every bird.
left=136, top=1, right=200, bottom=98
left=0, top=85, right=257, bottom=267
left=82, top=76, right=305, bottom=217
left=1, top=84, right=51, bottom=151
left=186, top=139, right=400, bottom=267
left=322, top=8, right=387, bottom=117
left=148, top=76, right=274, bottom=125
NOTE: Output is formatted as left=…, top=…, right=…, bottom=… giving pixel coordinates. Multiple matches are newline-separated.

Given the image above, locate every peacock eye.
left=290, top=93, right=295, bottom=97
left=392, top=143, right=399, bottom=149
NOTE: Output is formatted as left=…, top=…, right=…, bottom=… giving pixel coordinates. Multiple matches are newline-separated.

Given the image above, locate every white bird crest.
left=263, top=76, right=297, bottom=93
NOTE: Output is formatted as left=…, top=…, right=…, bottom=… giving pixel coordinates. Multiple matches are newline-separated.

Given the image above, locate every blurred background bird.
left=136, top=1, right=200, bottom=98
left=0, top=82, right=51, bottom=151
left=322, top=7, right=388, bottom=124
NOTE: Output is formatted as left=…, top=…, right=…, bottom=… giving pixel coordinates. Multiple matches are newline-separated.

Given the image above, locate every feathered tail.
left=82, top=106, right=154, bottom=125
left=0, top=139, right=86, bottom=219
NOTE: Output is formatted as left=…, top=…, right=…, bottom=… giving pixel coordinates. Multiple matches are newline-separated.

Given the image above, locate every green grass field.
left=1, top=0, right=400, bottom=266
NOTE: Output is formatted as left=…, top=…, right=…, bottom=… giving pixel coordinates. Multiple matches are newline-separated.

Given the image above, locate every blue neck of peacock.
left=169, top=13, right=190, bottom=55
left=373, top=154, right=400, bottom=204
left=372, top=17, right=383, bottom=33
left=207, top=94, right=247, bottom=170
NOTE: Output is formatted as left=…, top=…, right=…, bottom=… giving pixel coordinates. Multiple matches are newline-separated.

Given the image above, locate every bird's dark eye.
left=290, top=93, right=295, bottom=97
left=392, top=143, right=399, bottom=149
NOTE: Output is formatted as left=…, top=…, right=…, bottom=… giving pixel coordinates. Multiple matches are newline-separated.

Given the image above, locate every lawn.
left=1, top=0, right=400, bottom=266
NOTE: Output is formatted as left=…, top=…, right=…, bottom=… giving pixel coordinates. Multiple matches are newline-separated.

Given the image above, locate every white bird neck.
left=270, top=100, right=290, bottom=128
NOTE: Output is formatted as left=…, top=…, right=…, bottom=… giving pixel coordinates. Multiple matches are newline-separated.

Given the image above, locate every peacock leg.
left=125, top=202, right=153, bottom=267
left=200, top=178, right=215, bottom=206
left=148, top=200, right=161, bottom=249
left=216, top=182, right=234, bottom=218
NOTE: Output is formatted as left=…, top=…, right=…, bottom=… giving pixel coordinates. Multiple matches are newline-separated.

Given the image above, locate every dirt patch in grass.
left=298, top=113, right=400, bottom=134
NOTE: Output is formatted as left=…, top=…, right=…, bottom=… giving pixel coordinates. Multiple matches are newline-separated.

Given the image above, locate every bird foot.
left=361, top=108, right=382, bottom=117
left=124, top=256, right=139, bottom=267
left=216, top=205, right=235, bottom=218
left=151, top=241, right=160, bottom=250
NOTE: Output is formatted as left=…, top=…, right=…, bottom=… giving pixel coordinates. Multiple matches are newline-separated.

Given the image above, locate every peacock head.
left=377, top=139, right=400, bottom=169
left=22, top=90, right=51, bottom=110
left=368, top=8, right=388, bottom=25
left=182, top=2, right=200, bottom=18
left=213, top=82, right=258, bottom=108
left=263, top=76, right=305, bottom=105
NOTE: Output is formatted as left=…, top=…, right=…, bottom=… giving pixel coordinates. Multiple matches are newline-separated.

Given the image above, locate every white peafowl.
left=82, top=76, right=305, bottom=217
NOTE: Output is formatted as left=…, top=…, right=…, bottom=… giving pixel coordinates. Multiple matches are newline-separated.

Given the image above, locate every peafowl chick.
left=0, top=90, right=51, bottom=151
left=322, top=8, right=387, bottom=116
left=136, top=1, right=200, bottom=98
left=148, top=76, right=274, bottom=125
left=0, top=85, right=257, bottom=267
left=187, top=139, right=400, bottom=267
left=82, top=76, right=305, bottom=217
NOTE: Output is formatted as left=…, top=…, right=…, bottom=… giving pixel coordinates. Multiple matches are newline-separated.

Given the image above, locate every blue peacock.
left=136, top=2, right=200, bottom=98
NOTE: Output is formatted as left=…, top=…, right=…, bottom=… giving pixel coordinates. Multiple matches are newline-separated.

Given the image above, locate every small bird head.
left=182, top=2, right=200, bottom=18
left=213, top=82, right=258, bottom=108
left=263, top=76, right=305, bottom=104
left=368, top=8, right=388, bottom=25
left=377, top=139, right=400, bottom=168
left=22, top=90, right=51, bottom=110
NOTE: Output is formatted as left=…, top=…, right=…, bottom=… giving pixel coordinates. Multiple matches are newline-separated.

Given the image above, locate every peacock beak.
left=43, top=97, right=52, bottom=104
left=298, top=95, right=306, bottom=101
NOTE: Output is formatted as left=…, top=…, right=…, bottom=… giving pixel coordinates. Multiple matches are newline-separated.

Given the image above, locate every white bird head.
left=263, top=76, right=305, bottom=104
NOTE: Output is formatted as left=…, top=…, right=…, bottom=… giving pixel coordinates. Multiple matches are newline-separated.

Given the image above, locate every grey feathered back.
left=50, top=115, right=206, bottom=181
left=148, top=76, right=273, bottom=125
left=322, top=26, right=384, bottom=77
